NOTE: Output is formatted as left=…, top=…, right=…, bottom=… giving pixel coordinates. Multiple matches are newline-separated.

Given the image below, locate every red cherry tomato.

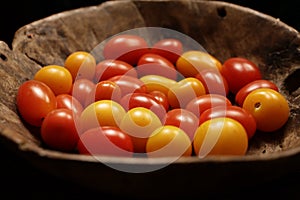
left=16, top=80, right=57, bottom=127
left=71, top=78, right=95, bottom=107
left=195, top=68, right=229, bottom=96
left=108, top=75, right=147, bottom=97
left=150, top=38, right=183, bottom=64
left=199, top=105, right=257, bottom=139
left=94, top=59, right=137, bottom=82
left=185, top=94, right=232, bottom=118
left=119, top=92, right=167, bottom=121
left=163, top=108, right=199, bottom=141
left=41, top=108, right=79, bottom=152
left=148, top=90, right=169, bottom=111
left=221, top=57, right=262, bottom=94
left=136, top=53, right=177, bottom=80
left=235, top=79, right=279, bottom=106
left=56, top=94, right=83, bottom=116
left=77, top=126, right=134, bottom=157
left=103, top=34, right=149, bottom=65
left=86, top=80, right=122, bottom=104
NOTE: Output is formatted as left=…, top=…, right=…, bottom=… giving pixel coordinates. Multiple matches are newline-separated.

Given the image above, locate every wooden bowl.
left=1, top=0, right=300, bottom=198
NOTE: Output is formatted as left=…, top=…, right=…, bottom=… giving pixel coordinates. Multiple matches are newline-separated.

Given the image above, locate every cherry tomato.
left=34, top=65, right=73, bottom=95
left=136, top=53, right=177, bottom=80
left=235, top=79, right=279, bottom=106
left=119, top=107, right=162, bottom=153
left=148, top=90, right=169, bottom=111
left=77, top=126, right=133, bottom=157
left=79, top=100, right=126, bottom=133
left=195, top=68, right=229, bottom=96
left=176, top=50, right=222, bottom=77
left=193, top=117, right=248, bottom=157
left=94, top=59, right=137, bottom=82
left=139, top=74, right=177, bottom=96
left=150, top=38, right=183, bottom=64
left=41, top=108, right=79, bottom=152
left=119, top=93, right=166, bottom=121
left=64, top=51, right=96, bottom=81
left=86, top=80, right=122, bottom=104
left=103, top=34, right=149, bottom=65
left=71, top=78, right=95, bottom=107
left=163, top=108, right=199, bottom=140
left=146, top=125, right=192, bottom=157
left=108, top=75, right=147, bottom=97
left=167, top=77, right=206, bottom=109
left=221, top=57, right=262, bottom=94
left=56, top=94, right=83, bottom=116
left=242, top=88, right=290, bottom=132
left=185, top=94, right=232, bottom=118
left=199, top=105, right=257, bottom=139
left=16, top=80, right=57, bottom=127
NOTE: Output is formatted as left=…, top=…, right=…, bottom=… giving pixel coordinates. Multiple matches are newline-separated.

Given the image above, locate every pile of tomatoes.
left=16, top=34, right=290, bottom=158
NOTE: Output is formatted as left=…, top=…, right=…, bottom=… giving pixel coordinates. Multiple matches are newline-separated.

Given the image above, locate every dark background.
left=1, top=1, right=300, bottom=199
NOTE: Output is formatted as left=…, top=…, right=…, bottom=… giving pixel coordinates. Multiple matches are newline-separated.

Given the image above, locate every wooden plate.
left=1, top=0, right=300, bottom=198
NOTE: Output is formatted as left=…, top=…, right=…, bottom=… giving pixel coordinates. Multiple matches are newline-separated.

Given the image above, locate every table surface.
left=1, top=1, right=300, bottom=199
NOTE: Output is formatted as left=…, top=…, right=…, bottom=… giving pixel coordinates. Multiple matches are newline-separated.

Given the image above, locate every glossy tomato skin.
left=163, top=108, right=199, bottom=141
left=64, top=51, right=96, bottom=81
left=56, top=94, right=83, bottom=116
left=86, top=80, right=122, bottom=104
left=185, top=94, right=232, bottom=118
left=108, top=75, right=147, bottom=97
left=235, top=79, right=279, bottom=106
left=242, top=88, right=290, bottom=132
left=148, top=90, right=169, bottom=111
left=34, top=65, right=73, bottom=95
left=17, top=80, right=57, bottom=127
left=199, top=105, right=257, bottom=139
left=103, top=34, right=149, bottom=65
left=168, top=77, right=206, bottom=109
left=146, top=125, right=192, bottom=157
left=41, top=108, right=79, bottom=152
left=176, top=50, right=222, bottom=77
left=71, top=78, right=95, bottom=108
left=119, top=107, right=162, bottom=153
left=195, top=68, right=229, bottom=96
left=77, top=126, right=134, bottom=157
left=221, top=57, right=262, bottom=94
left=136, top=53, right=177, bottom=80
left=193, top=117, right=248, bottom=157
left=94, top=59, right=137, bottom=82
left=150, top=38, right=183, bottom=64
left=119, top=92, right=166, bottom=121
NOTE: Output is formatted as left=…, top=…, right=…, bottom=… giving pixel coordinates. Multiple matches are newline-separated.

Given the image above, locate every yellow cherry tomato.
left=176, top=50, right=222, bottom=77
left=193, top=117, right=248, bottom=157
left=139, top=74, right=177, bottom=96
left=64, top=51, right=96, bottom=81
left=242, top=88, right=290, bottom=132
left=119, top=107, right=162, bottom=153
left=146, top=125, right=192, bottom=158
left=79, top=100, right=126, bottom=133
left=168, top=77, right=206, bottom=109
left=34, top=65, right=73, bottom=95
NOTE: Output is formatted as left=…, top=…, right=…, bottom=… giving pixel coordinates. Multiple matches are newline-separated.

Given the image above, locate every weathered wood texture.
left=1, top=0, right=300, bottom=198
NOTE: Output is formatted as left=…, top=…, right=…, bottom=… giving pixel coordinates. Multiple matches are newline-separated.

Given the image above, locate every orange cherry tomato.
left=34, top=65, right=73, bottom=95
left=168, top=77, right=206, bottom=109
left=176, top=50, right=222, bottom=77
left=64, top=51, right=96, bottom=81
left=146, top=125, right=192, bottom=157
left=193, top=117, right=248, bottom=157
left=242, top=88, right=290, bottom=132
